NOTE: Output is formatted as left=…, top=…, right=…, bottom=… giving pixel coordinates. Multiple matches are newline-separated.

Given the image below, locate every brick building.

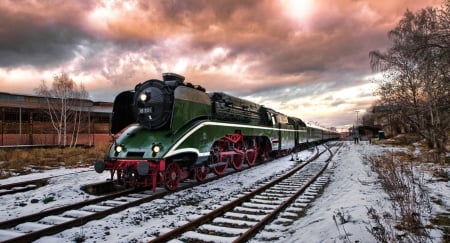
left=0, top=92, right=112, bottom=146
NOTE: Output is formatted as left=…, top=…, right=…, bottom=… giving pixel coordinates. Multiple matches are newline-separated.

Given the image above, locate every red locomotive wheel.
left=195, top=165, right=209, bottom=182
left=246, top=148, right=257, bottom=167
left=231, top=153, right=244, bottom=170
left=164, top=163, right=181, bottom=191
left=212, top=155, right=229, bottom=176
left=259, top=144, right=271, bottom=161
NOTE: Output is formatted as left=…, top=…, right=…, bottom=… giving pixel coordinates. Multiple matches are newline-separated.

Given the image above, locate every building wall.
left=0, top=92, right=112, bottom=146
left=0, top=133, right=111, bottom=146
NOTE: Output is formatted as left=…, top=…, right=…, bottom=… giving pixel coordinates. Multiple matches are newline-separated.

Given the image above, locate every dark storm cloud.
left=0, top=0, right=444, bottom=128
left=122, top=0, right=296, bottom=74
left=0, top=0, right=427, bottom=78
left=0, top=26, right=97, bottom=68
left=149, top=1, right=337, bottom=76
left=0, top=0, right=98, bottom=68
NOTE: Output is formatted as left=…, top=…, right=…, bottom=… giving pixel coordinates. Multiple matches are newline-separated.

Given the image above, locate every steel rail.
left=233, top=143, right=342, bottom=242
left=147, top=145, right=330, bottom=242
left=0, top=178, right=49, bottom=196
left=0, top=144, right=325, bottom=242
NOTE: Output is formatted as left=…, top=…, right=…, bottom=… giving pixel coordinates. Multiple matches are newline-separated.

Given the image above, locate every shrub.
left=365, top=152, right=432, bottom=242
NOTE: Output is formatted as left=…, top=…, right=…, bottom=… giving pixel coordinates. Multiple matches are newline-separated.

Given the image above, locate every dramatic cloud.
left=0, top=0, right=443, bottom=130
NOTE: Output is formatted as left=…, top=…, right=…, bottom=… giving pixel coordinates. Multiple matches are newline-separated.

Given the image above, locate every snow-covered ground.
left=283, top=142, right=392, bottom=242
left=0, top=168, right=110, bottom=221
left=0, top=141, right=448, bottom=242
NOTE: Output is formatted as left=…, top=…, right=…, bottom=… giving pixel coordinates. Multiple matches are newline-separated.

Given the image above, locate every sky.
left=0, top=0, right=443, bottom=131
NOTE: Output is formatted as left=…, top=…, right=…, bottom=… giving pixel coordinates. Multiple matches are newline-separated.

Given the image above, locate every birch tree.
left=35, top=72, right=89, bottom=147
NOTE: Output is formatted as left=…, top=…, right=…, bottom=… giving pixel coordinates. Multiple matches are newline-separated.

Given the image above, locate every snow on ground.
left=0, top=167, right=110, bottom=221
left=1, top=141, right=449, bottom=242
left=282, top=141, right=392, bottom=242
left=36, top=149, right=315, bottom=243
left=283, top=141, right=450, bottom=242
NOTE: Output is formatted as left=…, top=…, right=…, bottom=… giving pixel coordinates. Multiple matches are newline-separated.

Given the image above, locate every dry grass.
left=377, top=133, right=422, bottom=146
left=378, top=132, right=450, bottom=163
left=431, top=214, right=450, bottom=243
left=369, top=133, right=450, bottom=241
left=0, top=143, right=110, bottom=179
left=365, top=151, right=433, bottom=242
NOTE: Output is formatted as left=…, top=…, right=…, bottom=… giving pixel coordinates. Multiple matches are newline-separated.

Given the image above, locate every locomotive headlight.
left=139, top=93, right=148, bottom=102
left=151, top=143, right=163, bottom=157
left=115, top=144, right=124, bottom=153
left=152, top=144, right=161, bottom=153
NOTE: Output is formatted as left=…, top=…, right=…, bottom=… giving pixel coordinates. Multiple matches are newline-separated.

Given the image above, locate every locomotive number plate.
left=139, top=107, right=153, bottom=114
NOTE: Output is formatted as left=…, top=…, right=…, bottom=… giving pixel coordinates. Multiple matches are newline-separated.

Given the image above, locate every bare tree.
left=35, top=72, right=89, bottom=147
left=370, top=2, right=450, bottom=161
left=361, top=109, right=375, bottom=127
left=70, top=82, right=88, bottom=146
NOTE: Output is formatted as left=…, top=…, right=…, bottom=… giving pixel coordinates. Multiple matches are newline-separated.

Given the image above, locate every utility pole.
left=355, top=110, right=360, bottom=126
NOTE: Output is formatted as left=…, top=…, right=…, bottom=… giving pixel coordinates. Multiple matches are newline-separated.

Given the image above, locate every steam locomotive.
left=94, top=73, right=339, bottom=191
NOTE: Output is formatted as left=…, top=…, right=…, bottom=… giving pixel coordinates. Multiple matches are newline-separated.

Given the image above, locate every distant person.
left=353, top=129, right=359, bottom=144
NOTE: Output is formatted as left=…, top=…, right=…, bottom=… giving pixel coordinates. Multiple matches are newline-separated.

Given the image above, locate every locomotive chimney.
left=162, top=73, right=185, bottom=88
left=162, top=73, right=185, bottom=83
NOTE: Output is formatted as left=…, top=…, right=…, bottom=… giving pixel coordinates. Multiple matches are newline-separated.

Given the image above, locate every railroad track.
left=0, top=174, right=226, bottom=243
left=0, top=169, right=92, bottom=197
left=149, top=143, right=341, bottom=242
left=0, top=178, right=49, bottom=196
left=0, top=144, right=324, bottom=242
left=0, top=186, right=154, bottom=242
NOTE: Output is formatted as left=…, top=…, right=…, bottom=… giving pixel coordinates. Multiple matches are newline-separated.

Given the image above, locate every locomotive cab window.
left=271, top=114, right=277, bottom=126
left=266, top=112, right=276, bottom=126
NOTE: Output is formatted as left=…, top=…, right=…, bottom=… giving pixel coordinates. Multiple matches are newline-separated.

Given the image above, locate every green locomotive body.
left=95, top=73, right=338, bottom=191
